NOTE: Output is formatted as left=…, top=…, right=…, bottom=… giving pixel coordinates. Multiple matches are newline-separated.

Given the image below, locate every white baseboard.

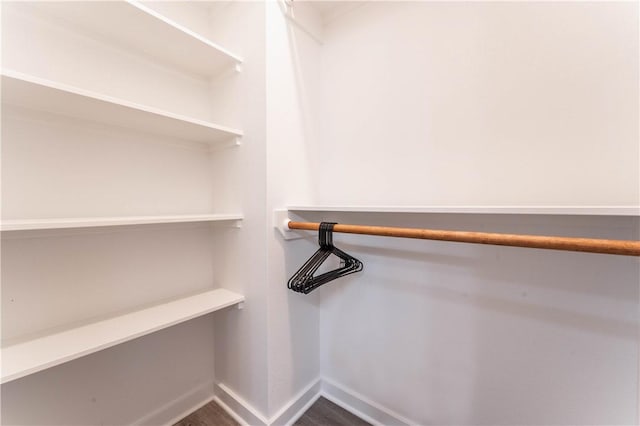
left=190, top=377, right=410, bottom=426
left=269, top=378, right=322, bottom=426
left=213, top=379, right=321, bottom=426
left=213, top=394, right=263, bottom=426
left=132, top=380, right=215, bottom=426
left=321, top=377, right=414, bottom=426
left=215, top=382, right=269, bottom=426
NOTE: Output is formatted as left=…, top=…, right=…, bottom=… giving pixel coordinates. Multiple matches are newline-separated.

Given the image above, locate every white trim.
left=213, top=395, right=256, bottom=426
left=211, top=379, right=322, bottom=426
left=131, top=380, right=215, bottom=426
left=214, top=382, right=269, bottom=426
left=210, top=378, right=413, bottom=426
left=321, top=377, right=415, bottom=426
left=278, top=0, right=324, bottom=45
left=128, top=0, right=243, bottom=65
left=287, top=205, right=640, bottom=216
left=1, top=214, right=243, bottom=232
left=269, top=378, right=322, bottom=426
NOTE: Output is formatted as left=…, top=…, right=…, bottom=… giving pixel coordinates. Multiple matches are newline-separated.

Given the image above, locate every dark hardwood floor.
left=294, top=397, right=371, bottom=426
left=173, top=400, right=239, bottom=426
left=173, top=396, right=370, bottom=426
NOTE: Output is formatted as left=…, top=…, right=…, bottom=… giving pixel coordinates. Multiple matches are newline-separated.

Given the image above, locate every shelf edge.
left=2, top=69, right=244, bottom=140
left=287, top=206, right=640, bottom=216
left=1, top=214, right=244, bottom=231
left=128, top=1, right=244, bottom=65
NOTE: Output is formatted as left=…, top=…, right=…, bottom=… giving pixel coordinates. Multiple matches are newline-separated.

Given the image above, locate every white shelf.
left=288, top=206, right=640, bottom=216
left=1, top=288, right=244, bottom=384
left=1, top=71, right=243, bottom=145
left=1, top=214, right=243, bottom=232
left=28, top=1, right=242, bottom=77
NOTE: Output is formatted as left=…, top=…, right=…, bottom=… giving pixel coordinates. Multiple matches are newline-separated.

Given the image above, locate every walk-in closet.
left=2, top=1, right=638, bottom=425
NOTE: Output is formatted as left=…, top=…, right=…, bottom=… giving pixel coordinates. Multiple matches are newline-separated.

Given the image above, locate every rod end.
left=274, top=209, right=304, bottom=240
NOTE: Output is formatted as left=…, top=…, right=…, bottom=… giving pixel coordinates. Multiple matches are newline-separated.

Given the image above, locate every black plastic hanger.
left=288, top=222, right=363, bottom=294
left=287, top=222, right=333, bottom=293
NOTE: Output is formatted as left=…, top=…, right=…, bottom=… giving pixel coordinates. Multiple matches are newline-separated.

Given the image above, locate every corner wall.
left=310, top=2, right=639, bottom=424
left=209, top=1, right=270, bottom=418
left=266, top=0, right=323, bottom=419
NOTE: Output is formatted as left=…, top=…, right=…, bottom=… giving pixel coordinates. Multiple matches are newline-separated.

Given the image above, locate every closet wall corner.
left=1, top=1, right=267, bottom=425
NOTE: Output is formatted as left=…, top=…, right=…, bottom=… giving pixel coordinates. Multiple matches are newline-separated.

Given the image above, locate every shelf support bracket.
left=209, top=136, right=242, bottom=153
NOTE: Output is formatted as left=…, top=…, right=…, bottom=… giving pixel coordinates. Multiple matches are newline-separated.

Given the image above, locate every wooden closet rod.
left=287, top=221, right=640, bottom=256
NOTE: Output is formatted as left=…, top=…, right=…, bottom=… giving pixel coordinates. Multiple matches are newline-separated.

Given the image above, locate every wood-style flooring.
left=173, top=396, right=371, bottom=426
left=294, top=397, right=371, bottom=426
left=173, top=400, right=238, bottom=426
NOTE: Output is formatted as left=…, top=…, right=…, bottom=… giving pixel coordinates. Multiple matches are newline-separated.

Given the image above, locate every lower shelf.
left=1, top=288, right=244, bottom=384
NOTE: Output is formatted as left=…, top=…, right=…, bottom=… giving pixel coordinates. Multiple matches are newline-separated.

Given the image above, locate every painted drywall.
left=294, top=2, right=640, bottom=424
left=207, top=1, right=271, bottom=418
left=317, top=1, right=639, bottom=206
left=266, top=0, right=323, bottom=418
left=1, top=109, right=214, bottom=220
left=1, top=225, right=216, bottom=342
left=312, top=211, right=639, bottom=425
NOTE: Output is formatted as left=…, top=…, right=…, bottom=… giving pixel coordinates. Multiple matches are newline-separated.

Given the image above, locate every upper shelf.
left=27, top=0, right=242, bottom=77
left=1, top=214, right=243, bottom=232
left=288, top=206, right=640, bottom=216
left=1, top=288, right=244, bottom=384
left=1, top=70, right=243, bottom=145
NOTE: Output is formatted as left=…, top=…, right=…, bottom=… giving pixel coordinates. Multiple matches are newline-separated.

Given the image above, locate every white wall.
left=1, top=109, right=214, bottom=219
left=317, top=1, right=639, bottom=207
left=292, top=2, right=639, bottom=424
left=266, top=0, right=323, bottom=418
left=208, top=1, right=271, bottom=418
left=314, top=212, right=639, bottom=425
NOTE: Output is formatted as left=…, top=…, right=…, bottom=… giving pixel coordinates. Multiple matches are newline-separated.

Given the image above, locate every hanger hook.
left=319, top=222, right=327, bottom=248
